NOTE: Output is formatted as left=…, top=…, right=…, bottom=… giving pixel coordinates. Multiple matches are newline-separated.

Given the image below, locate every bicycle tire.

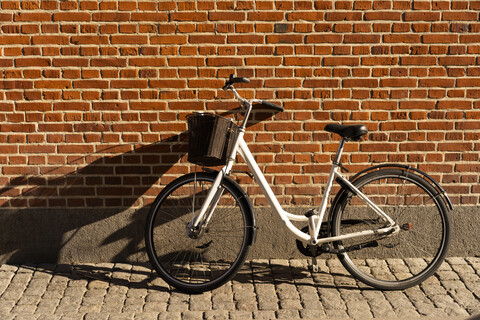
left=330, top=168, right=451, bottom=290
left=145, top=172, right=255, bottom=293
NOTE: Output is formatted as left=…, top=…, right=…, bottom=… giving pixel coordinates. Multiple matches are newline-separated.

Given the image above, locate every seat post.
left=333, top=138, right=346, bottom=166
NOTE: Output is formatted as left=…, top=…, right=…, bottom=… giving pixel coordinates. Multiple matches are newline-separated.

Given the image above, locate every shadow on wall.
left=0, top=133, right=187, bottom=265
left=0, top=109, right=278, bottom=264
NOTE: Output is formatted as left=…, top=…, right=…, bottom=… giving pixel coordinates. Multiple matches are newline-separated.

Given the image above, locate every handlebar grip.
left=233, top=77, right=250, bottom=84
left=256, top=100, right=284, bottom=112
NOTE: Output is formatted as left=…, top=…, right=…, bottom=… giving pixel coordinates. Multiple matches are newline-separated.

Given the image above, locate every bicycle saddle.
left=324, top=123, right=368, bottom=141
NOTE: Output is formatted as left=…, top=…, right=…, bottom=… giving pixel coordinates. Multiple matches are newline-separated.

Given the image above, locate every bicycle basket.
left=186, top=113, right=239, bottom=167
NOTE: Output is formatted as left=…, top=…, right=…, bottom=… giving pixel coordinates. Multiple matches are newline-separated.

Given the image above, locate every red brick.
left=266, top=34, right=303, bottom=44
left=360, top=143, right=397, bottom=152
left=384, top=34, right=421, bottom=43
left=439, top=56, right=475, bottom=66
left=264, top=165, right=301, bottom=173
left=248, top=11, right=284, bottom=21
left=171, top=12, right=207, bottom=21
left=150, top=80, right=187, bottom=88
left=305, top=34, right=342, bottom=43
left=362, top=57, right=398, bottom=65
left=189, top=35, right=226, bottom=44
left=438, top=100, right=472, bottom=110
left=344, top=34, right=381, bottom=43
left=129, top=58, right=166, bottom=67
left=323, top=101, right=359, bottom=110
left=442, top=11, right=478, bottom=21
left=14, top=12, right=51, bottom=21
left=228, top=35, right=264, bottom=44
left=343, top=79, right=378, bottom=88
left=457, top=78, right=480, bottom=87
left=53, top=12, right=91, bottom=21
left=419, top=78, right=455, bottom=87
left=325, top=12, right=362, bottom=21
left=399, top=143, right=436, bottom=151
left=324, top=57, right=359, bottom=66
left=404, top=11, right=440, bottom=21
left=362, top=101, right=397, bottom=110
left=284, top=57, right=321, bottom=66
left=422, top=34, right=459, bottom=43
left=303, top=79, right=339, bottom=88
left=364, top=11, right=401, bottom=20
left=400, top=56, right=437, bottom=65
left=209, top=11, right=246, bottom=21
left=92, top=12, right=130, bottom=21
left=287, top=11, right=323, bottom=21
left=111, top=35, right=148, bottom=44
left=245, top=57, right=283, bottom=66
left=285, top=186, right=321, bottom=195
left=400, top=101, right=436, bottom=109
left=91, top=58, right=127, bottom=67
left=131, top=12, right=168, bottom=21
left=151, top=35, right=187, bottom=45
left=380, top=78, right=417, bottom=87
left=205, top=57, right=243, bottom=66
left=35, top=80, right=71, bottom=89
left=264, top=79, right=302, bottom=88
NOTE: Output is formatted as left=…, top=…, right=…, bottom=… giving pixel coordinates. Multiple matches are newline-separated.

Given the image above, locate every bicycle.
left=145, top=75, right=453, bottom=293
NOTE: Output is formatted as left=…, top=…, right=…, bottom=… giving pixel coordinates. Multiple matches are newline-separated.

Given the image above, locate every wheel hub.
left=186, top=222, right=205, bottom=239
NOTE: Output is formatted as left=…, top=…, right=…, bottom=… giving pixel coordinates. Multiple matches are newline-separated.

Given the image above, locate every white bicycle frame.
left=191, top=87, right=400, bottom=246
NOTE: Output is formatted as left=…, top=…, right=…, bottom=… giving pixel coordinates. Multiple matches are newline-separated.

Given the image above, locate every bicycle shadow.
left=42, top=259, right=365, bottom=294
left=0, top=134, right=187, bottom=264
left=0, top=108, right=281, bottom=265
left=235, top=260, right=369, bottom=291
left=19, top=259, right=367, bottom=295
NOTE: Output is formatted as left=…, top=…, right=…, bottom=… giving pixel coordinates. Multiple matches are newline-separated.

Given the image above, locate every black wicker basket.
left=186, top=113, right=239, bottom=167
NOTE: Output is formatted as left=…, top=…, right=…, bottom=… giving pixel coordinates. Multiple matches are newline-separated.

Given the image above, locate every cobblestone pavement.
left=0, top=257, right=479, bottom=319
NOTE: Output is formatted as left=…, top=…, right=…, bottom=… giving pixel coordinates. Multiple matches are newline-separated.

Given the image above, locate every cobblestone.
left=0, top=258, right=478, bottom=319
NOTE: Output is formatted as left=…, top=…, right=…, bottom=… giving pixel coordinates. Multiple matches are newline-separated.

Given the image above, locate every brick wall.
left=1, top=0, right=480, bottom=210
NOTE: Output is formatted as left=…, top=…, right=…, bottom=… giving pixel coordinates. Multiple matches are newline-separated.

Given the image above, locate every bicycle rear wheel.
left=145, top=172, right=255, bottom=293
left=331, top=168, right=450, bottom=290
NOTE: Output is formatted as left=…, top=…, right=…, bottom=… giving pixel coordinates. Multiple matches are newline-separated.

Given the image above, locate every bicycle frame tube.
left=332, top=172, right=396, bottom=226
left=237, top=138, right=310, bottom=242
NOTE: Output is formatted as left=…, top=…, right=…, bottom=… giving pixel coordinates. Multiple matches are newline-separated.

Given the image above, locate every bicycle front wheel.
left=145, top=172, right=255, bottom=293
left=331, top=168, right=451, bottom=290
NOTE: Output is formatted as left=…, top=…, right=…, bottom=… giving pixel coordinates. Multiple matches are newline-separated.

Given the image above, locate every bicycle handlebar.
left=254, top=100, right=284, bottom=112
left=224, top=74, right=284, bottom=112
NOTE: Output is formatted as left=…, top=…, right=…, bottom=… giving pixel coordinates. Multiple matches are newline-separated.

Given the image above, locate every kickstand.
left=309, top=246, right=319, bottom=273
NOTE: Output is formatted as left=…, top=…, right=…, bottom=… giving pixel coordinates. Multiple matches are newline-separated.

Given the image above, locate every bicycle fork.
left=188, top=127, right=246, bottom=238
left=187, top=169, right=226, bottom=239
